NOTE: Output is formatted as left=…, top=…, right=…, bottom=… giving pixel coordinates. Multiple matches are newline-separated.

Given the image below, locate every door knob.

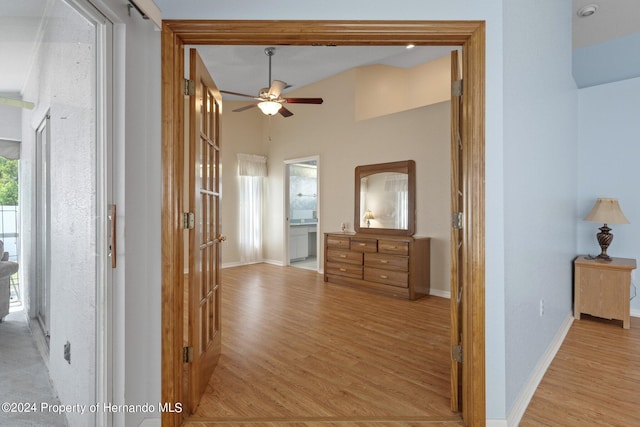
left=217, top=234, right=226, bottom=242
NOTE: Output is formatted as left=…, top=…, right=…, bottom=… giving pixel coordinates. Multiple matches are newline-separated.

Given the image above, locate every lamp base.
left=595, top=224, right=613, bottom=261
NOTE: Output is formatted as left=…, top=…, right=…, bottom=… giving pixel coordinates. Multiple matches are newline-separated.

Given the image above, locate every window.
left=237, top=154, right=267, bottom=263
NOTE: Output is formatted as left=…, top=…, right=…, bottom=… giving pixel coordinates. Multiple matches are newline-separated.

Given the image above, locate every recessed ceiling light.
left=577, top=4, right=599, bottom=17
left=406, top=44, right=415, bottom=49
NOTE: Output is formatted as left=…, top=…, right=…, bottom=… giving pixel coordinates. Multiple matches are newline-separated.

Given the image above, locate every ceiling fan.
left=220, top=47, right=323, bottom=118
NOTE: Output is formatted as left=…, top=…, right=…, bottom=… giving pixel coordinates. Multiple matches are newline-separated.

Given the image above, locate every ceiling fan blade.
left=283, top=97, right=324, bottom=105
left=0, top=96, right=35, bottom=110
left=278, top=106, right=294, bottom=118
left=220, top=90, right=261, bottom=100
left=232, top=104, right=258, bottom=112
left=268, top=80, right=287, bottom=98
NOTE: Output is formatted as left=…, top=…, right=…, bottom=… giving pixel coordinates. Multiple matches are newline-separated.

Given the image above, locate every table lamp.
left=364, top=209, right=375, bottom=228
left=583, top=198, right=629, bottom=261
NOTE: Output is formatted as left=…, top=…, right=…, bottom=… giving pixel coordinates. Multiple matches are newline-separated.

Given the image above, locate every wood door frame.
left=161, top=20, right=486, bottom=427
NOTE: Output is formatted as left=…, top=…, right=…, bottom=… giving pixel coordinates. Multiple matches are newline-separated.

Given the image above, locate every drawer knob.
left=380, top=275, right=388, bottom=279
left=339, top=268, right=347, bottom=272
left=358, top=243, right=366, bottom=246
left=380, top=260, right=388, bottom=264
left=339, top=254, right=347, bottom=258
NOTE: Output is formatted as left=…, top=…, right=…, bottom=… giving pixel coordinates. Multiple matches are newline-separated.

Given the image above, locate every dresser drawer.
left=326, top=235, right=350, bottom=249
left=364, top=253, right=408, bottom=272
left=327, top=262, right=363, bottom=279
left=364, top=267, right=409, bottom=288
left=378, top=240, right=409, bottom=256
left=350, top=238, right=377, bottom=253
left=327, top=249, right=363, bottom=265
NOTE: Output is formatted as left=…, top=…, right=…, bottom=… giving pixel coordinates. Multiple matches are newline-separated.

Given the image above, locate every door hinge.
left=182, top=212, right=195, bottom=230
left=183, top=346, right=193, bottom=363
left=108, top=204, right=117, bottom=268
left=452, top=344, right=463, bottom=363
left=452, top=79, right=463, bottom=97
left=184, top=79, right=195, bottom=96
left=452, top=212, right=464, bottom=229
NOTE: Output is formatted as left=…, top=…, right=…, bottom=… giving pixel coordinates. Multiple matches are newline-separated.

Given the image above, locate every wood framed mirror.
left=354, top=160, right=416, bottom=236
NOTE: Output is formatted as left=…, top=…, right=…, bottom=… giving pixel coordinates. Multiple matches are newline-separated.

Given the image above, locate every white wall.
left=20, top=1, right=98, bottom=425
left=502, top=0, right=578, bottom=421
left=577, top=76, right=640, bottom=315
left=107, top=1, right=163, bottom=425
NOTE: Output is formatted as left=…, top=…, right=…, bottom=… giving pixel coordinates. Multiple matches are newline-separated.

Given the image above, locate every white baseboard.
left=221, top=261, right=261, bottom=269
left=221, top=261, right=242, bottom=269
left=506, top=313, right=574, bottom=426
left=222, top=260, right=285, bottom=269
left=428, top=288, right=451, bottom=299
left=486, top=420, right=508, bottom=427
left=631, top=308, right=640, bottom=318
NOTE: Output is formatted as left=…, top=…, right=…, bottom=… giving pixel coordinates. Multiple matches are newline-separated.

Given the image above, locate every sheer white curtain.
left=385, top=173, right=408, bottom=229
left=237, top=153, right=267, bottom=264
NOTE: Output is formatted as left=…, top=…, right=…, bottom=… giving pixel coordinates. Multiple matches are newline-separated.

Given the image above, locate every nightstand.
left=574, top=255, right=636, bottom=329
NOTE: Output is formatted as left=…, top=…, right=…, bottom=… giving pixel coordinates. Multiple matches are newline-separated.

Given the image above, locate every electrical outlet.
left=64, top=341, right=71, bottom=364
left=539, top=299, right=544, bottom=317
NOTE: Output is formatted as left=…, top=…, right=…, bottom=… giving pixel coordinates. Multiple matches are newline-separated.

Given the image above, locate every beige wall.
left=355, top=55, right=451, bottom=121
left=220, top=67, right=452, bottom=295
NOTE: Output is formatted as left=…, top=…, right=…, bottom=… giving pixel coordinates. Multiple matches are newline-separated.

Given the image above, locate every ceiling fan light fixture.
left=257, top=100, right=282, bottom=116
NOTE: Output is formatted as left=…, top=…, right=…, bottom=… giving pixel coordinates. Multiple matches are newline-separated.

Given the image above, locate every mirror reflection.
left=359, top=172, right=409, bottom=230
left=354, top=160, right=415, bottom=236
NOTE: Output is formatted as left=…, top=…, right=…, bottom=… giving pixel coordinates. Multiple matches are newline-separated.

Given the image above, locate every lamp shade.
left=257, top=100, right=282, bottom=116
left=364, top=209, right=375, bottom=220
left=583, top=198, right=630, bottom=225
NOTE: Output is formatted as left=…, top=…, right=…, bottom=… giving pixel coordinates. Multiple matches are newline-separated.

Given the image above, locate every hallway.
left=0, top=309, right=67, bottom=426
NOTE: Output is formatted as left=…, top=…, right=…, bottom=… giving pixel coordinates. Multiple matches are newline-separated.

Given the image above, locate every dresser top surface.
left=575, top=255, right=637, bottom=270
left=325, top=232, right=430, bottom=241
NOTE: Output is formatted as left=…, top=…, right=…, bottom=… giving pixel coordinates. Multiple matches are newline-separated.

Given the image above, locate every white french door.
left=31, top=1, right=114, bottom=425
left=35, top=113, right=51, bottom=344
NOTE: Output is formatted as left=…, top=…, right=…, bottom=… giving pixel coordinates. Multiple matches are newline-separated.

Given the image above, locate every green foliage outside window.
left=0, top=158, right=18, bottom=206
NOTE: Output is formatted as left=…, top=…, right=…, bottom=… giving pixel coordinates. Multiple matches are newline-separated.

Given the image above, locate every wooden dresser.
left=323, top=232, right=430, bottom=300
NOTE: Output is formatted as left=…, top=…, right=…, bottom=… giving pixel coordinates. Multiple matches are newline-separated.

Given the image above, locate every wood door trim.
left=461, top=24, right=486, bottom=425
left=450, top=49, right=462, bottom=413
left=161, top=20, right=485, bottom=427
left=161, top=22, right=185, bottom=427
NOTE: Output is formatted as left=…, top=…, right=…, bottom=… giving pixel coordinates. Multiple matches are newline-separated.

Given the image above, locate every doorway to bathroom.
left=285, top=156, right=320, bottom=271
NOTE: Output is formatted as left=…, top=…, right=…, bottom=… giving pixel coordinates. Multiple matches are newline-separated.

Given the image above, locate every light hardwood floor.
left=521, top=315, right=640, bottom=426
left=184, top=263, right=463, bottom=426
